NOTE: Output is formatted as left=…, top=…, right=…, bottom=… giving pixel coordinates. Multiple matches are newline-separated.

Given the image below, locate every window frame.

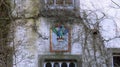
left=44, top=0, right=75, bottom=9
left=38, top=55, right=82, bottom=67
left=44, top=59, right=77, bottom=67
left=113, top=53, right=120, bottom=67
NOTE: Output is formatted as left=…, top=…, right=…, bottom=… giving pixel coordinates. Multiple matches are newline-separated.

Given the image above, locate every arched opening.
left=61, top=62, right=67, bottom=67
left=54, top=62, right=59, bottom=67
left=46, top=62, right=52, bottom=67
left=69, top=62, right=75, bottom=67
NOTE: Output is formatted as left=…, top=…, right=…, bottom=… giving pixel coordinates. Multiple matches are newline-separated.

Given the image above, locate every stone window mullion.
left=67, top=62, right=70, bottom=67
left=51, top=62, right=54, bottom=67
left=63, top=0, right=65, bottom=6
left=75, top=62, right=77, bottom=67
left=59, top=62, right=62, bottom=67
left=72, top=0, right=74, bottom=6
left=44, top=62, right=46, bottom=67
left=45, top=0, right=47, bottom=4
left=54, top=0, right=56, bottom=6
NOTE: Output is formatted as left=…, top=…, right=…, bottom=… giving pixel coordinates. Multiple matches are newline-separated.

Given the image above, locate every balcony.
left=40, top=0, right=77, bottom=18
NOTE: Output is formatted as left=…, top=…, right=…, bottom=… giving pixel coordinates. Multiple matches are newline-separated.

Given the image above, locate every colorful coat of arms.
left=50, top=24, right=71, bottom=52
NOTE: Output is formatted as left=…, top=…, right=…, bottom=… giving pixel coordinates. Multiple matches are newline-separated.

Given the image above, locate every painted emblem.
left=50, top=24, right=70, bottom=52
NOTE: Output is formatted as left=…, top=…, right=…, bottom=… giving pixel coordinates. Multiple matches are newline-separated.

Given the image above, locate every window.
left=45, top=0, right=74, bottom=7
left=113, top=53, right=120, bottom=67
left=56, top=0, right=64, bottom=5
left=61, top=63, right=67, bottom=67
left=47, top=0, right=54, bottom=5
left=46, top=63, right=52, bottom=67
left=46, top=0, right=73, bottom=5
left=39, top=55, right=81, bottom=67
left=44, top=59, right=77, bottom=67
left=69, top=63, right=75, bottom=67
left=54, top=63, right=59, bottom=67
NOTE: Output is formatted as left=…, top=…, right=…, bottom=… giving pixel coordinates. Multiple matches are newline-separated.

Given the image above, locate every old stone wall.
left=12, top=17, right=84, bottom=67
left=10, top=0, right=113, bottom=67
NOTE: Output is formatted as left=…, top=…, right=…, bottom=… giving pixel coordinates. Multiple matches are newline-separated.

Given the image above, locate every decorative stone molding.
left=38, top=55, right=82, bottom=67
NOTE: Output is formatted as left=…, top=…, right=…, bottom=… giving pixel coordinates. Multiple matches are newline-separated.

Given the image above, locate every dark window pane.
left=65, top=0, right=72, bottom=5
left=46, top=0, right=73, bottom=6
left=56, top=0, right=64, bottom=5
left=113, top=56, right=120, bottom=67
left=69, top=63, right=75, bottom=67
left=54, top=63, right=59, bottom=67
left=62, top=62, right=67, bottom=67
left=47, top=0, right=54, bottom=5
left=46, top=62, right=52, bottom=67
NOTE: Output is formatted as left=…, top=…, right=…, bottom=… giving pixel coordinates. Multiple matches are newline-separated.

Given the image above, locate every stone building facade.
left=8, top=0, right=120, bottom=67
